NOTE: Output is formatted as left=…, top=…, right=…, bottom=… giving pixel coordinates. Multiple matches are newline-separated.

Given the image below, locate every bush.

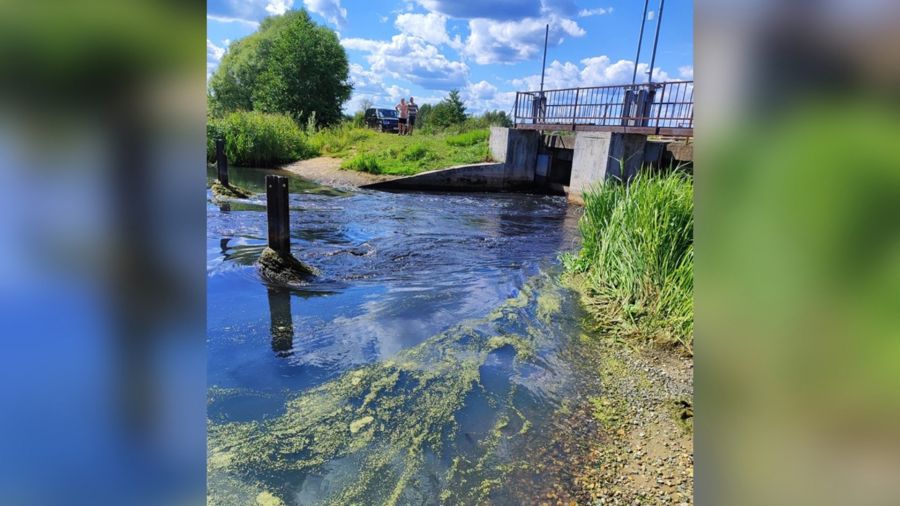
left=563, top=171, right=694, bottom=350
left=341, top=153, right=381, bottom=174
left=446, top=129, right=489, bottom=147
left=207, top=111, right=312, bottom=167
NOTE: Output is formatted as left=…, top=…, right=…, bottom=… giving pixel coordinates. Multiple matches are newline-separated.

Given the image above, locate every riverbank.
left=543, top=171, right=694, bottom=503
left=281, top=156, right=398, bottom=188
left=534, top=275, right=694, bottom=505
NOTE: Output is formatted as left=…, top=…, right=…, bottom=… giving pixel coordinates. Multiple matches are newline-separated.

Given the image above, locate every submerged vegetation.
left=208, top=274, right=568, bottom=505
left=563, top=171, right=694, bottom=351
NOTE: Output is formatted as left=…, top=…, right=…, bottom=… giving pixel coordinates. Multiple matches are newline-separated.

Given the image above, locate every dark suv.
left=364, top=108, right=399, bottom=133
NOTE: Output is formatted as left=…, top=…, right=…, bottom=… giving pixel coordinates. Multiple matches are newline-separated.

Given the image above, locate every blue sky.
left=207, top=0, right=693, bottom=114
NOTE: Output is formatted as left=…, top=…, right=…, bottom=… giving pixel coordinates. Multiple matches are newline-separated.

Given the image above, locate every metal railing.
left=513, top=80, right=693, bottom=136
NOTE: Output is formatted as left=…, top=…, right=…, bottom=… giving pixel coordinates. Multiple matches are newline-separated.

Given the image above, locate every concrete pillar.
left=489, top=127, right=541, bottom=187
left=568, top=132, right=647, bottom=204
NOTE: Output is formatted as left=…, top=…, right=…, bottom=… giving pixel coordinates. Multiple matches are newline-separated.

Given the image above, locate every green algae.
left=208, top=272, right=572, bottom=505
left=210, top=180, right=253, bottom=200
left=536, top=289, right=563, bottom=324
left=349, top=416, right=374, bottom=434
left=257, top=246, right=318, bottom=284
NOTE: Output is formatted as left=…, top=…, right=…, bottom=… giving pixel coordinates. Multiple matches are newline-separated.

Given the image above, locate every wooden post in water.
left=266, top=175, right=290, bottom=255
left=215, top=138, right=229, bottom=186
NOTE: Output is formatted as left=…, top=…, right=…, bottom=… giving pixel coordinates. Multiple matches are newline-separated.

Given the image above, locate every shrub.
left=207, top=121, right=223, bottom=163
left=207, top=111, right=312, bottom=167
left=563, top=171, right=694, bottom=350
left=341, top=153, right=381, bottom=174
left=446, top=129, right=489, bottom=147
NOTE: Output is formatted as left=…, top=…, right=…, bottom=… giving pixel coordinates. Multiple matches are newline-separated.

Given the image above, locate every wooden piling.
left=266, top=175, right=290, bottom=255
left=215, top=138, right=229, bottom=186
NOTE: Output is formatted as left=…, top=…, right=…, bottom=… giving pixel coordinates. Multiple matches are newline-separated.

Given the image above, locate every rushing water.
left=207, top=166, right=594, bottom=505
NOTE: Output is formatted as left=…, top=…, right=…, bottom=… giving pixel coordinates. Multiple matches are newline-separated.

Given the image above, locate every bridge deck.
left=513, top=80, right=694, bottom=138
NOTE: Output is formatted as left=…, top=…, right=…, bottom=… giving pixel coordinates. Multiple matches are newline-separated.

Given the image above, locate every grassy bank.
left=563, top=171, right=694, bottom=352
left=207, top=116, right=493, bottom=175
left=311, top=125, right=492, bottom=176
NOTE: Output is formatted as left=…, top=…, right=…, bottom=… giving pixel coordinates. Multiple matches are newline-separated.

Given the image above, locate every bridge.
left=513, top=80, right=693, bottom=138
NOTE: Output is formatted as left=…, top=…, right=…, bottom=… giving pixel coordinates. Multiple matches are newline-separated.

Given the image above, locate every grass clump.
left=563, top=171, right=694, bottom=351
left=445, top=129, right=489, bottom=147
left=341, top=153, right=382, bottom=174
left=401, top=143, right=430, bottom=161
left=207, top=111, right=313, bottom=167
left=309, top=122, right=376, bottom=156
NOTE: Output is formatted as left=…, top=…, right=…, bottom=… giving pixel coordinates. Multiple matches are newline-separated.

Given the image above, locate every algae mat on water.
left=208, top=272, right=572, bottom=505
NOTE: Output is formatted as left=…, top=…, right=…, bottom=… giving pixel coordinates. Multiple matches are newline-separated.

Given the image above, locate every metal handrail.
left=513, top=80, right=693, bottom=135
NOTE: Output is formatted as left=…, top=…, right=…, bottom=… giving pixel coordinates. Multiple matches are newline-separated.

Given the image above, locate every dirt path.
left=281, top=157, right=398, bottom=188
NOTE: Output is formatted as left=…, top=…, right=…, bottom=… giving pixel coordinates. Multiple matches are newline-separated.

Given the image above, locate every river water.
left=207, top=166, right=596, bottom=505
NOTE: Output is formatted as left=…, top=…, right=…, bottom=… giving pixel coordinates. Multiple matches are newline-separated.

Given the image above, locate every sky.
left=207, top=0, right=693, bottom=115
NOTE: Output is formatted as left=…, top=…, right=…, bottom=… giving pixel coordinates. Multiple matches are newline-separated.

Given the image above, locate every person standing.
left=407, top=97, right=418, bottom=135
left=395, top=98, right=408, bottom=135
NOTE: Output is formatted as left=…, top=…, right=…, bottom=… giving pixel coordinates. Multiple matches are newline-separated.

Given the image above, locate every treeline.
left=350, top=89, right=512, bottom=134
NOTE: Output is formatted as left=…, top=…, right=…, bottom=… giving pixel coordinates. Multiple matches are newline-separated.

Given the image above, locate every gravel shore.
left=515, top=333, right=693, bottom=505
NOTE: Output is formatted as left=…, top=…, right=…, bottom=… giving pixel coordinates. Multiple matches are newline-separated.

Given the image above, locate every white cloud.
left=265, top=0, right=293, bottom=16
left=394, top=12, right=462, bottom=49
left=577, top=7, right=612, bottom=17
left=207, top=39, right=226, bottom=62
left=511, top=56, right=671, bottom=90
left=678, top=65, right=694, bottom=80
left=303, top=0, right=347, bottom=27
left=466, top=80, right=497, bottom=99
left=341, top=37, right=383, bottom=52
left=463, top=16, right=585, bottom=64
left=206, top=14, right=260, bottom=28
left=342, top=34, right=469, bottom=89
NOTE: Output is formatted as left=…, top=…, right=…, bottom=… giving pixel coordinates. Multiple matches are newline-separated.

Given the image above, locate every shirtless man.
left=395, top=98, right=408, bottom=135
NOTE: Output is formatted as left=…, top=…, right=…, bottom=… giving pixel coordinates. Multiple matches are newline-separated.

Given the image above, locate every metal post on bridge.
left=266, top=175, right=290, bottom=256
left=215, top=138, right=229, bottom=186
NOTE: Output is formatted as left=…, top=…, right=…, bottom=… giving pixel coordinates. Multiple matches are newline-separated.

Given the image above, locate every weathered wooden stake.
left=266, top=175, right=290, bottom=255
left=215, top=138, right=229, bottom=186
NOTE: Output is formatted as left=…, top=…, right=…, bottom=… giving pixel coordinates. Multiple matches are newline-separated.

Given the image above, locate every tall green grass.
left=309, top=122, right=376, bottom=156
left=564, top=171, right=694, bottom=351
left=445, top=129, right=489, bottom=147
left=207, top=111, right=313, bottom=167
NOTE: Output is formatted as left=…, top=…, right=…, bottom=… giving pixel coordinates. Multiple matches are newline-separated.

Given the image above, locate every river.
left=207, top=166, right=601, bottom=505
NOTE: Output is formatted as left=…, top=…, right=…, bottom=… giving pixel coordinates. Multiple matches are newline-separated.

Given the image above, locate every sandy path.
left=281, top=157, right=398, bottom=188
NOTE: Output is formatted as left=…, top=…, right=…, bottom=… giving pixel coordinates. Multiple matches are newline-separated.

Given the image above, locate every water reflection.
left=267, top=286, right=294, bottom=357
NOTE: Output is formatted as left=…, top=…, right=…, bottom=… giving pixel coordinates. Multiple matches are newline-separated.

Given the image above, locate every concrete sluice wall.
left=362, top=127, right=692, bottom=201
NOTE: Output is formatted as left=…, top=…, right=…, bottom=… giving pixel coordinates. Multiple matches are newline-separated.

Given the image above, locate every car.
left=364, top=108, right=399, bottom=133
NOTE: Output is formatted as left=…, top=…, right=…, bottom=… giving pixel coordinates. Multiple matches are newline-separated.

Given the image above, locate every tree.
left=359, top=98, right=373, bottom=113
left=208, top=10, right=352, bottom=126
left=482, top=110, right=512, bottom=127
left=427, top=89, right=467, bottom=129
